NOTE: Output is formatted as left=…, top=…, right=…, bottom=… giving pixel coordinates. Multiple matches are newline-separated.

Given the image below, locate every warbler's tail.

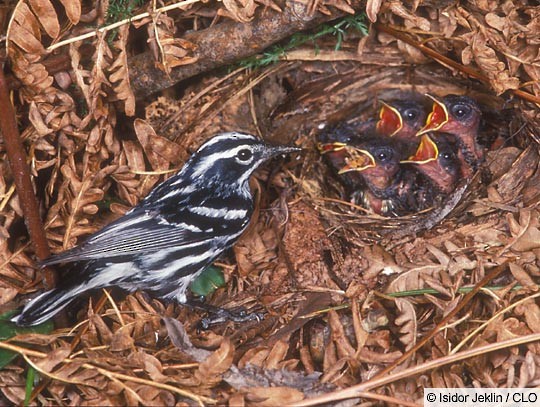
left=11, top=287, right=80, bottom=326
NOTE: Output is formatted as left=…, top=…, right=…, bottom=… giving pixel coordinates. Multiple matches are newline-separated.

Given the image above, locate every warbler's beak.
left=416, top=95, right=448, bottom=136
left=266, top=145, right=302, bottom=159
left=338, top=149, right=376, bottom=173
left=401, top=134, right=439, bottom=164
left=376, top=102, right=402, bottom=137
left=317, top=142, right=347, bottom=154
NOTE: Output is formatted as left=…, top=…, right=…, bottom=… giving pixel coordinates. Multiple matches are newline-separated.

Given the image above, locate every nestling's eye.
left=451, top=104, right=472, bottom=119
left=404, top=109, right=418, bottom=121
left=377, top=150, right=391, bottom=162
left=441, top=152, right=452, bottom=160
left=236, top=149, right=253, bottom=162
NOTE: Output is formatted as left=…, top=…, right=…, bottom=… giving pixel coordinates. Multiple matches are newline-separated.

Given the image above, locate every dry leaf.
left=518, top=301, right=540, bottom=334
left=238, top=346, right=270, bottom=369
left=328, top=310, right=355, bottom=359
left=245, top=386, right=304, bottom=406
left=8, top=20, right=45, bottom=54
left=12, top=2, right=41, bottom=39
left=509, top=263, right=538, bottom=292
left=394, top=298, right=417, bottom=351
left=122, top=140, right=146, bottom=174
left=147, top=12, right=198, bottom=74
left=133, top=119, right=184, bottom=170
left=109, top=24, right=136, bottom=116
left=110, top=326, right=135, bottom=352
left=195, top=337, right=234, bottom=385
left=28, top=101, right=53, bottom=136
left=142, top=353, right=169, bottom=383
left=58, top=0, right=81, bottom=24
left=366, top=0, right=383, bottom=22
left=470, top=32, right=520, bottom=94
left=507, top=209, right=540, bottom=252
left=387, top=1, right=430, bottom=30
left=35, top=347, right=71, bottom=373
left=264, top=340, right=289, bottom=370
left=162, top=317, right=212, bottom=362
left=387, top=264, right=446, bottom=293
left=221, top=0, right=257, bottom=23
left=27, top=0, right=60, bottom=39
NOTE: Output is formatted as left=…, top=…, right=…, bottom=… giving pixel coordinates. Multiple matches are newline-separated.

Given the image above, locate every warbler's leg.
left=182, top=297, right=265, bottom=329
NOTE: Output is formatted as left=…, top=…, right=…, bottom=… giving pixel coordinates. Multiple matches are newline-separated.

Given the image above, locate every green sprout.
left=106, top=0, right=146, bottom=24
left=105, top=0, right=146, bottom=42
left=238, top=13, right=368, bottom=69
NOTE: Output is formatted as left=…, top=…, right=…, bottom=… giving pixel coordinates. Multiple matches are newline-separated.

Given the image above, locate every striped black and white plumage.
left=13, top=132, right=300, bottom=326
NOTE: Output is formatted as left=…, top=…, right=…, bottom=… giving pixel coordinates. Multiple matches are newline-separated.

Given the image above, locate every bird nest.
left=270, top=63, right=538, bottom=244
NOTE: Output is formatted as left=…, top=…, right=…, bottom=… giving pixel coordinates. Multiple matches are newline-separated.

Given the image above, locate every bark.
left=0, top=68, right=55, bottom=287
left=129, top=1, right=362, bottom=98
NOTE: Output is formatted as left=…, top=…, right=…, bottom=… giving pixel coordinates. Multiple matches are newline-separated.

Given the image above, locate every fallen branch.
left=0, top=68, right=54, bottom=287
left=128, top=1, right=362, bottom=98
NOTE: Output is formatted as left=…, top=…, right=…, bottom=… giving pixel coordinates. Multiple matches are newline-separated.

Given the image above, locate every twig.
left=451, top=290, right=540, bottom=354
left=45, top=0, right=203, bottom=52
left=375, top=23, right=540, bottom=105
left=290, top=332, right=540, bottom=406
left=0, top=341, right=214, bottom=405
left=372, top=260, right=510, bottom=378
left=0, top=69, right=54, bottom=286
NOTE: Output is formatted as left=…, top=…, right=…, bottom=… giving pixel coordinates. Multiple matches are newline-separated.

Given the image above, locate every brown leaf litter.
left=1, top=0, right=540, bottom=405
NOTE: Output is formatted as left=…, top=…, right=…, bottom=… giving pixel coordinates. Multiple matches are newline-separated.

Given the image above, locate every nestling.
left=317, top=99, right=426, bottom=192
left=338, top=138, right=416, bottom=216
left=402, top=133, right=460, bottom=210
left=417, top=94, right=484, bottom=177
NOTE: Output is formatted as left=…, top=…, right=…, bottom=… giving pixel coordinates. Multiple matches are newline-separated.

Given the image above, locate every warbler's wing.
left=40, top=208, right=218, bottom=266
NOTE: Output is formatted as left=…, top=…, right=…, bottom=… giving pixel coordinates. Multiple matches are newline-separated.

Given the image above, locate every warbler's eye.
left=451, top=104, right=472, bottom=118
left=236, top=149, right=253, bottom=162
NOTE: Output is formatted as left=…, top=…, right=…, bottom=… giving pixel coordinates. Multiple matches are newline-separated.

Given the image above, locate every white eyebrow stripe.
left=191, top=145, right=258, bottom=178
left=188, top=206, right=247, bottom=220
left=200, top=132, right=256, bottom=148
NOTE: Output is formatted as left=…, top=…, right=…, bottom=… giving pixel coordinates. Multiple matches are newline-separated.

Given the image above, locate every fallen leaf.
left=366, top=0, right=383, bottom=22
left=58, top=0, right=81, bottom=25
left=245, top=386, right=304, bottom=406
left=35, top=347, right=71, bottom=373
left=28, top=0, right=60, bottom=39
left=394, top=298, right=417, bottom=351
left=221, top=0, right=257, bottom=23
left=509, top=263, right=538, bottom=292
left=195, top=337, right=234, bottom=385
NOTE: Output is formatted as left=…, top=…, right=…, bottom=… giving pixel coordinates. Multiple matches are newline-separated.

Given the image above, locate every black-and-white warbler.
left=13, top=132, right=300, bottom=326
